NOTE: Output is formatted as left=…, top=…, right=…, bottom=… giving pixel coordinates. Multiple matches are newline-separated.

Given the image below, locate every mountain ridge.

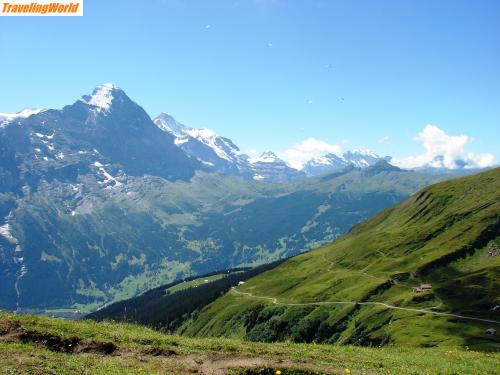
left=0, top=84, right=453, bottom=314
left=2, top=84, right=492, bottom=184
left=153, top=112, right=399, bottom=183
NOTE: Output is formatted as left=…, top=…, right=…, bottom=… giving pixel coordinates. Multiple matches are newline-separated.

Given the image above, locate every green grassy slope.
left=0, top=312, right=498, bottom=375
left=86, top=261, right=285, bottom=332
left=180, top=168, right=500, bottom=350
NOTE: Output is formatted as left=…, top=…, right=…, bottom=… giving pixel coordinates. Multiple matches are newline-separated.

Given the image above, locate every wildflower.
left=345, top=369, right=351, bottom=374
left=276, top=371, right=281, bottom=375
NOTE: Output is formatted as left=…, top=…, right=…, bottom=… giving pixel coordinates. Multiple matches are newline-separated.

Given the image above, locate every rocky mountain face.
left=0, top=84, right=203, bottom=311
left=153, top=113, right=252, bottom=179
left=0, top=84, right=440, bottom=315
left=1, top=84, right=199, bottom=192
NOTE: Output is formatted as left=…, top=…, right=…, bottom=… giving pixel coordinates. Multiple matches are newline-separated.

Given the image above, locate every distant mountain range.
left=0, top=84, right=458, bottom=314
left=153, top=112, right=392, bottom=183
left=152, top=110, right=491, bottom=182
left=3, top=85, right=486, bottom=185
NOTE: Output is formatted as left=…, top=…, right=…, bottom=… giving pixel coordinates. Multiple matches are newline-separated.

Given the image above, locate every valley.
left=88, top=168, right=500, bottom=352
left=0, top=85, right=442, bottom=314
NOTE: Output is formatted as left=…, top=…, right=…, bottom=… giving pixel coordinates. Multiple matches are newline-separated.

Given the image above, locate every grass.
left=165, top=272, right=241, bottom=294
left=180, top=168, right=500, bottom=349
left=0, top=312, right=499, bottom=374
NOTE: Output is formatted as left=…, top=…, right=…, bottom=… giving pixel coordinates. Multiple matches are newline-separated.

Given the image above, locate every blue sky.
left=1, top=0, right=499, bottom=168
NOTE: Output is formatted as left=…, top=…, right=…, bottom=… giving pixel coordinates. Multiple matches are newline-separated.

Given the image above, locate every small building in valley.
left=420, top=283, right=432, bottom=290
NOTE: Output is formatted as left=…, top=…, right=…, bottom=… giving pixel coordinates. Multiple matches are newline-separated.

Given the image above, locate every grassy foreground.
left=0, top=312, right=498, bottom=374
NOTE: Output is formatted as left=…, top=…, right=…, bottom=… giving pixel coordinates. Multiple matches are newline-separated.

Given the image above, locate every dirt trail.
left=230, top=287, right=500, bottom=325
left=183, top=354, right=306, bottom=375
left=116, top=350, right=350, bottom=374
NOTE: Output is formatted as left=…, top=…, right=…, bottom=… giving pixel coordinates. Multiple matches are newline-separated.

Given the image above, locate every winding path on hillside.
left=322, top=252, right=447, bottom=313
left=230, top=287, right=500, bottom=325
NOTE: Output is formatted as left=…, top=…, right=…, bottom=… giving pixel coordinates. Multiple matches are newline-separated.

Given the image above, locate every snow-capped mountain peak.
left=153, top=113, right=245, bottom=168
left=153, top=113, right=191, bottom=137
left=350, top=148, right=380, bottom=158
left=307, top=153, right=346, bottom=167
left=303, top=149, right=390, bottom=176
left=342, top=149, right=389, bottom=168
left=249, top=151, right=279, bottom=164
left=80, top=83, right=121, bottom=112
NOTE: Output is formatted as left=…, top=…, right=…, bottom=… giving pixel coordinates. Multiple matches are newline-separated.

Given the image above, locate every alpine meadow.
left=1, top=1, right=499, bottom=374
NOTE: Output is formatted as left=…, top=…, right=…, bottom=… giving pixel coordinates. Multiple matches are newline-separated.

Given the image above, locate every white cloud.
left=378, top=136, right=389, bottom=144
left=281, top=137, right=342, bottom=169
left=393, top=124, right=495, bottom=170
left=467, top=152, right=495, bottom=168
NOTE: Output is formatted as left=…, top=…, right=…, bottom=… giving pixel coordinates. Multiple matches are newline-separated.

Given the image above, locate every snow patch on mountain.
left=153, top=113, right=244, bottom=166
left=174, top=138, right=189, bottom=145
left=0, top=108, right=44, bottom=125
left=34, top=132, right=55, bottom=140
left=93, top=161, right=123, bottom=188
left=185, top=128, right=239, bottom=162
left=249, top=151, right=280, bottom=164
left=0, top=223, right=18, bottom=244
left=303, top=149, right=389, bottom=176
left=154, top=113, right=191, bottom=137
left=186, top=128, right=217, bottom=139
left=80, top=83, right=119, bottom=112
